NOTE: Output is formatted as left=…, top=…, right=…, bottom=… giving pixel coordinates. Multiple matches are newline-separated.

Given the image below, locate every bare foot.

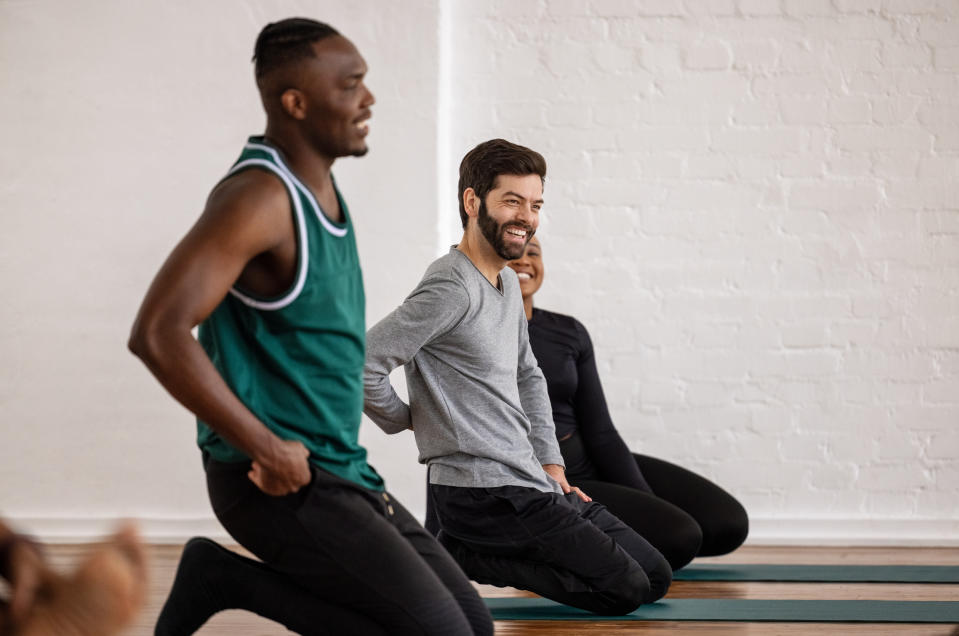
left=16, top=523, right=146, bottom=636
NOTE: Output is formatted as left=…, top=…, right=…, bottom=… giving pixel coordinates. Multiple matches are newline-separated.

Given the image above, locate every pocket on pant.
left=280, top=465, right=316, bottom=513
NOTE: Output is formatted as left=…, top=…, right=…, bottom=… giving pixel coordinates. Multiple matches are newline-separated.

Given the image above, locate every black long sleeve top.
left=527, top=308, right=651, bottom=491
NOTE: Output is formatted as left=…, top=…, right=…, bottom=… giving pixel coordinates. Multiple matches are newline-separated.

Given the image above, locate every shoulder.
left=413, top=254, right=471, bottom=301
left=532, top=308, right=593, bottom=348
left=532, top=307, right=585, bottom=332
left=204, top=168, right=292, bottom=230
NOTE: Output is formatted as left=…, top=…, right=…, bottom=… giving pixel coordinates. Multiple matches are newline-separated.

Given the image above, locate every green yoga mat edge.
left=485, top=597, right=959, bottom=623
left=673, top=563, right=959, bottom=583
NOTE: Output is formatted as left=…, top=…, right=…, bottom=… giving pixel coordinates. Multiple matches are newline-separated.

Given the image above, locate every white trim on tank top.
left=245, top=142, right=349, bottom=238
left=225, top=159, right=309, bottom=311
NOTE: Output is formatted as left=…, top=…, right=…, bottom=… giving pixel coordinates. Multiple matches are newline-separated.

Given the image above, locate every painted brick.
left=589, top=0, right=687, bottom=17
left=779, top=42, right=827, bottom=73
left=833, top=41, right=884, bottom=72
left=933, top=126, right=959, bottom=152
left=639, top=43, right=683, bottom=74
left=712, top=128, right=804, bottom=154
left=934, top=46, right=959, bottom=70
left=925, top=432, right=959, bottom=460
left=834, top=0, right=882, bottom=13
left=919, top=19, right=959, bottom=45
left=924, top=379, right=959, bottom=404
left=882, top=0, right=940, bottom=13
left=731, top=40, right=781, bottom=71
left=591, top=43, right=640, bottom=73
left=788, top=182, right=881, bottom=211
left=809, top=462, right=859, bottom=489
left=754, top=74, right=834, bottom=96
left=827, top=97, right=872, bottom=123
left=779, top=97, right=829, bottom=124
left=858, top=464, right=932, bottom=491
left=863, top=493, right=919, bottom=516
left=545, top=102, right=593, bottom=129
left=685, top=41, right=733, bottom=70
left=837, top=126, right=932, bottom=151
left=784, top=0, right=834, bottom=16
left=546, top=0, right=593, bottom=18
left=686, top=0, right=737, bottom=16
left=737, top=0, right=783, bottom=16
left=881, top=43, right=933, bottom=68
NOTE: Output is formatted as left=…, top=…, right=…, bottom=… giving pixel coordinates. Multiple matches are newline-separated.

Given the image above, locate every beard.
left=477, top=199, right=534, bottom=260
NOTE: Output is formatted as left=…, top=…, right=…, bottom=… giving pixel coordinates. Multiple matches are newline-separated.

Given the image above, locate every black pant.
left=430, top=484, right=671, bottom=615
left=574, top=453, right=749, bottom=571
left=425, top=442, right=749, bottom=572
left=205, top=457, right=492, bottom=636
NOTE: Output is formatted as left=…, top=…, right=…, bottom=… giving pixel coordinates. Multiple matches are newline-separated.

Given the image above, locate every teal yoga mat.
left=485, top=597, right=959, bottom=623
left=673, top=563, right=959, bottom=583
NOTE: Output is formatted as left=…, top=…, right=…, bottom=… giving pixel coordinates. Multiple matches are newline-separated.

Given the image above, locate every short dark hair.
left=253, top=18, right=340, bottom=78
left=457, top=139, right=547, bottom=228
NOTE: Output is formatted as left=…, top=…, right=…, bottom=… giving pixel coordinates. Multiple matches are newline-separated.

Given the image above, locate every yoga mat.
left=673, top=563, right=959, bottom=583
left=485, top=597, right=959, bottom=623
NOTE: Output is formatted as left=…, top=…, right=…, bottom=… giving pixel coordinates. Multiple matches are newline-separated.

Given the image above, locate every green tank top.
left=197, top=136, right=383, bottom=491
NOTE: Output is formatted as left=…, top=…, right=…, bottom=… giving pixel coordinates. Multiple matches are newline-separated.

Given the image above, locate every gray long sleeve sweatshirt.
left=364, top=247, right=564, bottom=493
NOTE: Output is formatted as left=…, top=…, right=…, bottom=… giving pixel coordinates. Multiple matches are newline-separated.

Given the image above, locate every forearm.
left=362, top=371, right=412, bottom=434
left=129, top=327, right=281, bottom=462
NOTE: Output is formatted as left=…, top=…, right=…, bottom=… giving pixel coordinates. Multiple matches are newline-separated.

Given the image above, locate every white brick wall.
left=449, top=0, right=959, bottom=542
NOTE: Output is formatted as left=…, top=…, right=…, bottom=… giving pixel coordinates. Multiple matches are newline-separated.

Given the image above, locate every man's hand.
left=542, top=464, right=592, bottom=502
left=5, top=536, right=53, bottom=623
left=248, top=438, right=311, bottom=496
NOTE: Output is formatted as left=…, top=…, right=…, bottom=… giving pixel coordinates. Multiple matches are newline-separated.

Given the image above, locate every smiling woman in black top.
left=505, top=237, right=748, bottom=570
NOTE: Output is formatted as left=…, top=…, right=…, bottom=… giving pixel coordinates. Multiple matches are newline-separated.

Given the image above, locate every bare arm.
left=128, top=169, right=309, bottom=496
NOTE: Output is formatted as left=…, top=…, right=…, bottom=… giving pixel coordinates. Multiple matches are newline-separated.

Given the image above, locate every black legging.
left=424, top=443, right=748, bottom=571
left=575, top=453, right=748, bottom=571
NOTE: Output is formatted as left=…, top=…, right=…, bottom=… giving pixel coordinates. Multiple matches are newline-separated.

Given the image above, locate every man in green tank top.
left=130, top=18, right=490, bottom=636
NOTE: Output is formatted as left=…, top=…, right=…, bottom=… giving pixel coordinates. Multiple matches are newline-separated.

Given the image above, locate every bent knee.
left=644, top=553, right=672, bottom=603
left=661, top=520, right=703, bottom=571
left=701, top=505, right=749, bottom=556
left=598, top=571, right=652, bottom=615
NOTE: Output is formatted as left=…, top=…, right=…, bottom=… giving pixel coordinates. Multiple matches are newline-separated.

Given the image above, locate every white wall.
left=0, top=0, right=437, bottom=540
left=1, top=0, right=957, bottom=545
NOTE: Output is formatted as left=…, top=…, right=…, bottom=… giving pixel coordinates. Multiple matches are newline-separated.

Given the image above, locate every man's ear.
left=463, top=187, right=480, bottom=220
left=280, top=88, right=307, bottom=120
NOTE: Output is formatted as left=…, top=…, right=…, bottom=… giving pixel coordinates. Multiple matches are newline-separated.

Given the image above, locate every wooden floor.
left=40, top=544, right=959, bottom=635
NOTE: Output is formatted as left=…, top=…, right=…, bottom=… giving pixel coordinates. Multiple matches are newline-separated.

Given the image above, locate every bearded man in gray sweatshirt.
left=363, top=139, right=671, bottom=615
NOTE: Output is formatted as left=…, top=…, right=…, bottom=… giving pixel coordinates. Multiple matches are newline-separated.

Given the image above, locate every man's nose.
left=516, top=203, right=536, bottom=225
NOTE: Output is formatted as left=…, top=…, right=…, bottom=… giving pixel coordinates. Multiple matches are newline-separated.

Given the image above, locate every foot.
left=154, top=536, right=240, bottom=635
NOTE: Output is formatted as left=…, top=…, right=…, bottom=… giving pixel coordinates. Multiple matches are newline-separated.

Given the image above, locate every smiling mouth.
left=505, top=227, right=527, bottom=240
left=516, top=272, right=532, bottom=280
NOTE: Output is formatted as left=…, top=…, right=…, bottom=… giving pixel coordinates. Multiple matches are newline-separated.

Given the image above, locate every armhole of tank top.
left=223, top=160, right=309, bottom=311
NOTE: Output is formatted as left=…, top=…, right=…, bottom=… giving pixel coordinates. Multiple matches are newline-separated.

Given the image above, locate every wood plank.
left=25, top=544, right=959, bottom=635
